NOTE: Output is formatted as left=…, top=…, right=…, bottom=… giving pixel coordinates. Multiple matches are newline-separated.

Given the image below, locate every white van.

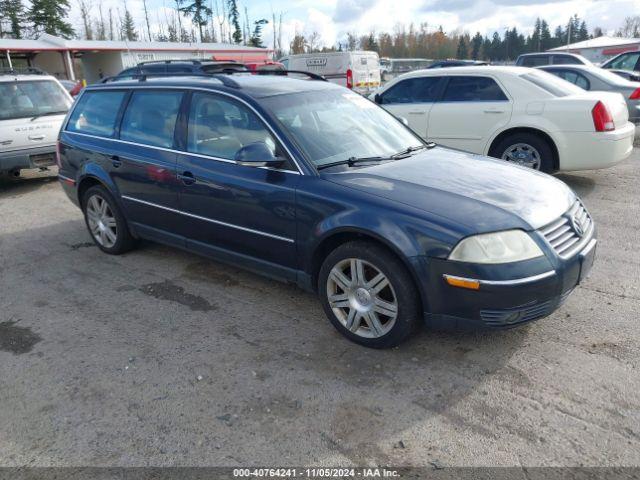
left=279, top=51, right=381, bottom=95
left=0, top=70, right=72, bottom=176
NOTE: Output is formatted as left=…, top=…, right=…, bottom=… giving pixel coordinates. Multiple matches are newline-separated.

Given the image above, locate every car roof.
left=519, top=52, right=583, bottom=57
left=86, top=74, right=341, bottom=99
left=402, top=65, right=530, bottom=77
left=0, top=74, right=58, bottom=82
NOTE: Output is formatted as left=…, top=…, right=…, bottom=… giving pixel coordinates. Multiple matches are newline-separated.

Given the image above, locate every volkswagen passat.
left=57, top=74, right=597, bottom=348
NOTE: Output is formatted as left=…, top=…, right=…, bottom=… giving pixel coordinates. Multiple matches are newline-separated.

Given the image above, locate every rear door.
left=378, top=76, right=444, bottom=138
left=427, top=75, right=512, bottom=154
left=351, top=53, right=381, bottom=94
left=174, top=91, right=299, bottom=272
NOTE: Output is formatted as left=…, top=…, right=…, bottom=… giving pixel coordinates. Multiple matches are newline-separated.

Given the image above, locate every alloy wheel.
left=501, top=143, right=542, bottom=170
left=326, top=258, right=398, bottom=339
left=86, top=194, right=118, bottom=248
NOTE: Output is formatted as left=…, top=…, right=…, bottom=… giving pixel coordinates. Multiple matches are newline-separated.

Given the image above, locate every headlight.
left=448, top=230, right=543, bottom=264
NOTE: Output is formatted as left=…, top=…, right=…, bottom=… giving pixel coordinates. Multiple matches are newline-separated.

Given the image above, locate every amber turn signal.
left=444, top=275, right=480, bottom=290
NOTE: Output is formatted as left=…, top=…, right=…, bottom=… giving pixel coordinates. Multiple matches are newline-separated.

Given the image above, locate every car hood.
left=322, top=147, right=576, bottom=232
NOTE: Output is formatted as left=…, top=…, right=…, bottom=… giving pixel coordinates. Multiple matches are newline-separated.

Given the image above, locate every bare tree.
left=77, top=0, right=93, bottom=39
left=95, top=4, right=107, bottom=39
left=141, top=0, right=152, bottom=41
left=616, top=16, right=640, bottom=38
left=307, top=31, right=321, bottom=52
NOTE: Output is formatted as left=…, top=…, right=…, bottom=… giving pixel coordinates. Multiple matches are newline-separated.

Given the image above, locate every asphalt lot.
left=0, top=148, right=639, bottom=468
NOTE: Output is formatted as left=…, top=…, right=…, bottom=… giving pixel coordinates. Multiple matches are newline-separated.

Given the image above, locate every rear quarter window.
left=441, top=76, right=508, bottom=102
left=521, top=56, right=549, bottom=67
left=66, top=90, right=127, bottom=137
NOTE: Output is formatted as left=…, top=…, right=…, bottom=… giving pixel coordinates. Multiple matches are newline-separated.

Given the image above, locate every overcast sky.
left=69, top=0, right=640, bottom=48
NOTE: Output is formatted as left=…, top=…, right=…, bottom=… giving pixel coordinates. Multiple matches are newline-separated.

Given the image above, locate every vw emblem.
left=571, top=213, right=585, bottom=238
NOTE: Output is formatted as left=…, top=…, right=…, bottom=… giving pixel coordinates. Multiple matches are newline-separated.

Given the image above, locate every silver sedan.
left=538, top=64, right=640, bottom=124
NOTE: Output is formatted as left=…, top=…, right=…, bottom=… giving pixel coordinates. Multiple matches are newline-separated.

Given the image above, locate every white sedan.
left=372, top=66, right=635, bottom=172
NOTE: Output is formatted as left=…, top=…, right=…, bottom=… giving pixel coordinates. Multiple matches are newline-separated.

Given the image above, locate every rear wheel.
left=491, top=133, right=554, bottom=173
left=318, top=241, right=421, bottom=348
left=82, top=185, right=136, bottom=254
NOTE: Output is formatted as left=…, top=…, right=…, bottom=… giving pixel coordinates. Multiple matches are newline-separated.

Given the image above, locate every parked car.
left=278, top=51, right=381, bottom=94
left=0, top=68, right=73, bottom=176
left=607, top=69, right=640, bottom=82
left=114, top=59, right=248, bottom=80
left=601, top=50, right=640, bottom=74
left=58, top=73, right=597, bottom=348
left=515, top=52, right=592, bottom=67
left=372, top=66, right=634, bottom=172
left=427, top=60, right=488, bottom=68
left=538, top=64, right=640, bottom=124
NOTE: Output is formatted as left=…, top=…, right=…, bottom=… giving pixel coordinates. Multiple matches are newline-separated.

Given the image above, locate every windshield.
left=0, top=80, right=71, bottom=120
left=261, top=89, right=424, bottom=167
left=521, top=71, right=585, bottom=97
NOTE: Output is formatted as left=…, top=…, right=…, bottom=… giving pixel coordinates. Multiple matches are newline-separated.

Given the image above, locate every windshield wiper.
left=317, top=155, right=391, bottom=170
left=390, top=144, right=434, bottom=159
left=30, top=111, right=67, bottom=121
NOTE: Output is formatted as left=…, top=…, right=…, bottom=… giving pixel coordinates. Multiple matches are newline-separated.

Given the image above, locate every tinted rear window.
left=67, top=90, right=126, bottom=137
left=120, top=90, right=183, bottom=148
left=521, top=71, right=585, bottom=97
left=552, top=55, right=582, bottom=65
left=441, top=76, right=508, bottom=101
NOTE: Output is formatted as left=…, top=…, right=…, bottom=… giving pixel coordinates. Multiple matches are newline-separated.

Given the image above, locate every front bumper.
left=0, top=145, right=57, bottom=173
left=413, top=237, right=597, bottom=330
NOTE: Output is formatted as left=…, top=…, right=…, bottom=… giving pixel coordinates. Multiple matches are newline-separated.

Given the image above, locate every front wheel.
left=491, top=133, right=554, bottom=173
left=318, top=241, right=421, bottom=348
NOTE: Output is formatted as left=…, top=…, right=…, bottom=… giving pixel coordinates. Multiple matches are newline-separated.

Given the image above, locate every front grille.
left=480, top=299, right=554, bottom=327
left=540, top=200, right=593, bottom=259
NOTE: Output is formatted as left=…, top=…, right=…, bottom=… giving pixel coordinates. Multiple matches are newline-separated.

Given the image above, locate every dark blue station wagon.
left=57, top=74, right=597, bottom=348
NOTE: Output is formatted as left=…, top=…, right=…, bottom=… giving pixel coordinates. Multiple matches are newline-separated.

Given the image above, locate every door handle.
left=111, top=155, right=122, bottom=168
left=29, top=134, right=45, bottom=140
left=483, top=110, right=505, bottom=114
left=177, top=171, right=196, bottom=185
left=408, top=111, right=426, bottom=115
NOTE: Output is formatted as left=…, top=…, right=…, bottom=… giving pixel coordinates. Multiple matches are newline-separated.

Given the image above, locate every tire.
left=318, top=241, right=421, bottom=348
left=81, top=185, right=136, bottom=255
left=490, top=132, right=555, bottom=173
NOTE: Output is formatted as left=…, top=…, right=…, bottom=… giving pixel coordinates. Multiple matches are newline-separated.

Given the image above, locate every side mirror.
left=374, top=93, right=382, bottom=104
left=234, top=142, right=284, bottom=168
left=398, top=116, right=409, bottom=126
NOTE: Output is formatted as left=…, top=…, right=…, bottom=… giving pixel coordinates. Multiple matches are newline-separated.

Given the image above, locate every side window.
left=67, top=90, right=126, bottom=137
left=380, top=77, right=442, bottom=104
left=553, top=55, right=581, bottom=65
left=522, top=56, right=549, bottom=67
left=608, top=53, right=640, bottom=70
left=441, top=76, right=508, bottom=102
left=120, top=90, right=183, bottom=148
left=187, top=92, right=279, bottom=162
left=554, top=70, right=590, bottom=90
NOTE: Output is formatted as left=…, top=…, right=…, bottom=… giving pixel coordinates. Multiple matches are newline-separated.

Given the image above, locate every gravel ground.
left=0, top=150, right=639, bottom=468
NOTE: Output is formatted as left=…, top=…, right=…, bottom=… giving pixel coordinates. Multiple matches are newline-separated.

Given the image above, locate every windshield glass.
left=521, top=71, right=585, bottom=97
left=261, top=89, right=424, bottom=167
left=0, top=80, right=71, bottom=120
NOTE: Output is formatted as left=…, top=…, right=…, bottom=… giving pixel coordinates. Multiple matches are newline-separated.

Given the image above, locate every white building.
left=0, top=34, right=272, bottom=83
left=550, top=36, right=640, bottom=64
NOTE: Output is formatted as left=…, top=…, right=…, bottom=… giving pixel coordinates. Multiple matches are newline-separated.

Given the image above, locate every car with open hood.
left=57, top=72, right=597, bottom=348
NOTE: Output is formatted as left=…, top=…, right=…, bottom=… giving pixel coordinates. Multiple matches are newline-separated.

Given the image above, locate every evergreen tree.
left=0, top=0, right=25, bottom=38
left=227, top=0, right=242, bottom=44
left=248, top=18, right=267, bottom=48
left=470, top=32, right=482, bottom=59
left=540, top=20, right=551, bottom=50
left=179, top=0, right=212, bottom=42
left=365, top=33, right=378, bottom=52
left=28, top=0, right=74, bottom=38
left=121, top=8, right=138, bottom=41
left=530, top=18, right=542, bottom=52
left=578, top=21, right=589, bottom=41
left=455, top=36, right=467, bottom=59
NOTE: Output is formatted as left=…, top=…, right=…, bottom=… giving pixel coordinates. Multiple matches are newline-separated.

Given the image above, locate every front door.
left=175, top=91, right=299, bottom=273
left=427, top=75, right=512, bottom=154
left=379, top=76, right=444, bottom=139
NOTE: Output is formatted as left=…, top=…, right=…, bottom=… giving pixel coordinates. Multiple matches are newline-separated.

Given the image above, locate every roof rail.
left=255, top=69, right=327, bottom=81
left=100, top=71, right=241, bottom=88
left=136, top=59, right=203, bottom=66
left=0, top=67, right=47, bottom=76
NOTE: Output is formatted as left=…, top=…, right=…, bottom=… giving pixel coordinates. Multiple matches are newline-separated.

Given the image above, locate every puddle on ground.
left=139, top=280, right=216, bottom=312
left=0, top=321, right=42, bottom=354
